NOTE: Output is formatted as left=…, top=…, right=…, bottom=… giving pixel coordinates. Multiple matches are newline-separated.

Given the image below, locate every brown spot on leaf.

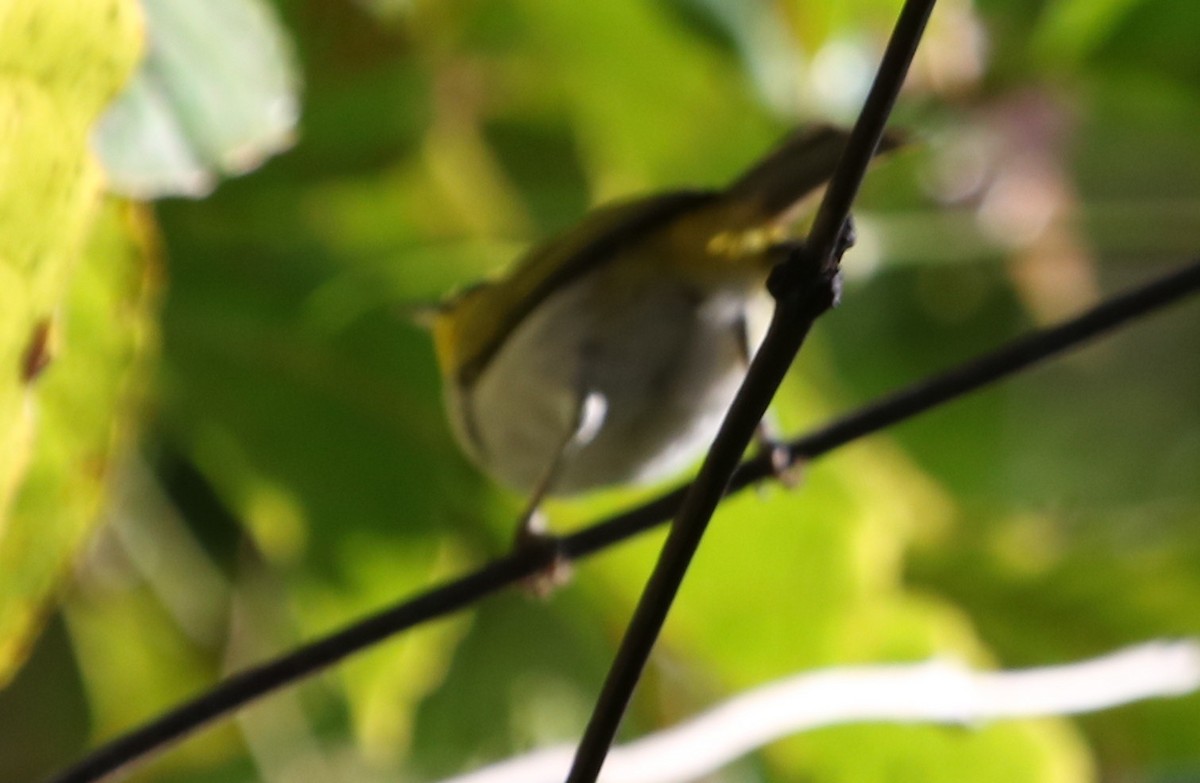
left=20, top=318, right=54, bottom=383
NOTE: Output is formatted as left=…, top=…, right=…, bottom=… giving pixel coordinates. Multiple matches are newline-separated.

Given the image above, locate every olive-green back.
left=433, top=125, right=880, bottom=383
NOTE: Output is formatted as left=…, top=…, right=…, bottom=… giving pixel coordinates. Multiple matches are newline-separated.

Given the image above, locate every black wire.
left=569, top=260, right=1200, bottom=564
left=561, top=2, right=939, bottom=780
left=44, top=257, right=1200, bottom=783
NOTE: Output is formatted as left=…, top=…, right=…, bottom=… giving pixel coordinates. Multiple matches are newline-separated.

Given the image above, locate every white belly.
left=447, top=266, right=771, bottom=495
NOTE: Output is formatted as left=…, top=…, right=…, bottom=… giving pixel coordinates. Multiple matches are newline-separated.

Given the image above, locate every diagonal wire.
left=568, top=259, right=1200, bottom=559
left=561, top=2, right=939, bottom=780
left=44, top=256, right=1200, bottom=783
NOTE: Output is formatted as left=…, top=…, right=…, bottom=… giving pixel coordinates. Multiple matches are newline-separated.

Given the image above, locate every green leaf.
left=0, top=0, right=153, bottom=685
left=93, top=0, right=301, bottom=198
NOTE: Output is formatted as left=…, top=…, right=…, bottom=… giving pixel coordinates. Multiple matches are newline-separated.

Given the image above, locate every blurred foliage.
left=2, top=1, right=1199, bottom=782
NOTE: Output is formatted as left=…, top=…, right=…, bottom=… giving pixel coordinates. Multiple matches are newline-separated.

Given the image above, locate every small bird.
left=432, top=126, right=889, bottom=535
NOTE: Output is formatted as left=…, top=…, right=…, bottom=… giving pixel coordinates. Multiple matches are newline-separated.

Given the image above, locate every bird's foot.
left=755, top=434, right=805, bottom=491
left=512, top=509, right=573, bottom=598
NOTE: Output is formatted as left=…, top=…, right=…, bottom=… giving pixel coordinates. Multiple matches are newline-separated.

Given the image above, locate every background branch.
left=440, top=639, right=1200, bottom=783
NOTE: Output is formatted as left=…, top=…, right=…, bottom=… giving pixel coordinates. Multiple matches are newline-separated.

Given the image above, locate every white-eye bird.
left=432, top=126, right=890, bottom=530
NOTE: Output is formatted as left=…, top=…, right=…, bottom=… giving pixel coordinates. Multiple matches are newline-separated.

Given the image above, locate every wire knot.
left=766, top=216, right=855, bottom=315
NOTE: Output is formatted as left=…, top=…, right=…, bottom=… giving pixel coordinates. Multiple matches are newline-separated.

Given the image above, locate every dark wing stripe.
left=460, top=190, right=718, bottom=383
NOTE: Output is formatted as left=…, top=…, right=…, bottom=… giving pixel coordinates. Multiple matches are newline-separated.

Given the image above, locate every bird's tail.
left=723, top=124, right=904, bottom=225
